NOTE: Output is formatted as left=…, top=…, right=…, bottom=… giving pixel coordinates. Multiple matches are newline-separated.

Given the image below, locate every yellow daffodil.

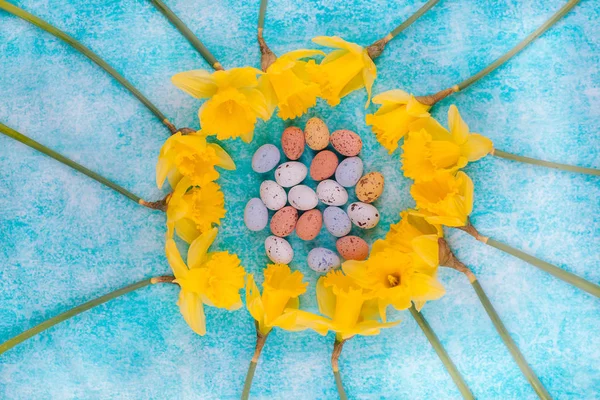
left=365, top=90, right=431, bottom=153
left=246, top=264, right=308, bottom=336
left=402, top=106, right=493, bottom=181
left=342, top=242, right=445, bottom=317
left=259, top=50, right=324, bottom=120
left=172, top=67, right=270, bottom=142
left=166, top=228, right=246, bottom=335
left=411, top=170, right=474, bottom=227
left=156, top=131, right=235, bottom=189
left=306, top=36, right=377, bottom=108
left=289, top=271, right=399, bottom=341
left=166, top=177, right=226, bottom=243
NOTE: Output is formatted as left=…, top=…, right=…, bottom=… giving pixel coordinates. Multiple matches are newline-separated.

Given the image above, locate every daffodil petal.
left=448, top=105, right=470, bottom=143
left=372, top=89, right=411, bottom=105
left=462, top=134, right=493, bottom=161
left=178, top=290, right=207, bottom=336
left=208, top=143, right=236, bottom=170
left=166, top=239, right=189, bottom=279
left=175, top=218, right=201, bottom=244
left=187, top=227, right=218, bottom=268
left=171, top=70, right=217, bottom=99
left=316, top=277, right=336, bottom=319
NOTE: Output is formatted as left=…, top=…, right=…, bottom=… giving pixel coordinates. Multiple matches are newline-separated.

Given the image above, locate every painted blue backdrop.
left=0, top=0, right=598, bottom=398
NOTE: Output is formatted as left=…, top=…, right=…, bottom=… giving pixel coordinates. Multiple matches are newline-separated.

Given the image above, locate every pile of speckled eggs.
left=244, top=117, right=384, bottom=273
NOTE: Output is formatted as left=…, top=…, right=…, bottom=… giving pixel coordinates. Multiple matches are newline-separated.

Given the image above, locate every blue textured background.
left=0, top=0, right=599, bottom=398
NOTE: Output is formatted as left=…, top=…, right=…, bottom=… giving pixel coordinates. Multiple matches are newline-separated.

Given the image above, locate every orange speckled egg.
left=281, top=127, right=305, bottom=160
left=270, top=206, right=298, bottom=237
left=304, top=117, right=330, bottom=150
left=310, top=150, right=338, bottom=181
left=295, top=209, right=322, bottom=241
left=330, top=129, right=362, bottom=156
left=355, top=172, right=384, bottom=203
left=336, top=236, right=369, bottom=260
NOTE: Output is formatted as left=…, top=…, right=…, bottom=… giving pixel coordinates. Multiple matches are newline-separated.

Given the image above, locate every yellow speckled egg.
left=336, top=236, right=369, bottom=260
left=281, top=126, right=305, bottom=160
left=330, top=129, right=362, bottom=156
left=355, top=172, right=384, bottom=203
left=295, top=209, right=322, bottom=241
left=270, top=206, right=298, bottom=237
left=304, top=117, right=330, bottom=150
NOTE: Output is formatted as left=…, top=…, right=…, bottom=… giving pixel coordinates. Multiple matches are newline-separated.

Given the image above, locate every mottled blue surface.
left=0, top=0, right=599, bottom=399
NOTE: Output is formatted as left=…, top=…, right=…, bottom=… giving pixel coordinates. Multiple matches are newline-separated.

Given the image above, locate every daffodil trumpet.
left=150, top=0, right=224, bottom=71
left=457, top=221, right=600, bottom=298
left=0, top=275, right=176, bottom=356
left=0, top=122, right=169, bottom=211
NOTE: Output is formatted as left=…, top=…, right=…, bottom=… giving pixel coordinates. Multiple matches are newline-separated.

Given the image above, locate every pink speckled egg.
left=330, top=129, right=363, bottom=156
left=270, top=206, right=298, bottom=237
left=310, top=150, right=338, bottom=181
left=336, top=236, right=369, bottom=260
left=295, top=209, right=322, bottom=241
left=281, top=127, right=305, bottom=160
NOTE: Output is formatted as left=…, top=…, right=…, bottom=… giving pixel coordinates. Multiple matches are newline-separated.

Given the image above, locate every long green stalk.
left=409, top=307, right=475, bottom=400
left=0, top=122, right=143, bottom=204
left=471, top=279, right=552, bottom=400
left=333, top=371, right=348, bottom=400
left=331, top=339, right=348, bottom=400
left=457, top=0, right=580, bottom=91
left=0, top=0, right=176, bottom=133
left=493, top=150, right=599, bottom=176
left=241, top=360, right=258, bottom=400
left=0, top=276, right=175, bottom=355
left=149, top=0, right=222, bottom=70
left=258, top=0, right=268, bottom=30
left=241, top=331, right=268, bottom=400
left=389, top=0, right=440, bottom=39
left=486, top=238, right=600, bottom=298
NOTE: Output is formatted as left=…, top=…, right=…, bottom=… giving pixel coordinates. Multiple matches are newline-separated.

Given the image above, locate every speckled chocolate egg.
left=310, top=150, right=338, bottom=181
left=270, top=206, right=298, bottom=237
left=330, top=129, right=363, bottom=156
left=307, top=248, right=340, bottom=273
left=295, top=209, right=322, bottom=241
left=265, top=236, right=294, bottom=264
left=260, top=180, right=287, bottom=210
left=316, top=179, right=348, bottom=206
left=244, top=198, right=268, bottom=231
left=335, top=157, right=364, bottom=187
left=275, top=161, right=307, bottom=187
left=323, top=206, right=352, bottom=237
left=336, top=236, right=369, bottom=260
left=252, top=144, right=280, bottom=173
left=288, top=185, right=318, bottom=210
left=281, top=126, right=305, bottom=160
left=355, top=172, right=385, bottom=203
left=347, top=202, right=380, bottom=229
left=304, top=117, right=330, bottom=150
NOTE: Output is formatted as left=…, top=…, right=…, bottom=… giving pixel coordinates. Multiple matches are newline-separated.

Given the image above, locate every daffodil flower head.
left=402, top=106, right=493, bottom=181
left=342, top=244, right=445, bottom=317
left=166, top=177, right=226, bottom=243
left=259, top=49, right=325, bottom=120
left=156, top=131, right=235, bottom=190
left=411, top=170, right=474, bottom=228
left=365, top=90, right=431, bottom=153
left=246, top=264, right=308, bottom=335
left=166, top=228, right=246, bottom=335
left=171, top=67, right=270, bottom=143
left=306, top=36, right=377, bottom=108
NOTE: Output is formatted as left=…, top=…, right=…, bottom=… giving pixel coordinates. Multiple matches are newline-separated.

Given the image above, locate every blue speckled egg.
left=252, top=144, right=280, bottom=173
left=244, top=198, right=268, bottom=231
left=335, top=156, right=363, bottom=187
left=307, top=247, right=341, bottom=273
left=323, top=206, right=352, bottom=237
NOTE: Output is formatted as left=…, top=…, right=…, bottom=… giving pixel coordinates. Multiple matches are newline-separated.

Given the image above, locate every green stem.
left=0, top=0, right=176, bottom=133
left=0, top=122, right=143, bottom=204
left=258, top=0, right=268, bottom=30
left=493, top=149, right=599, bottom=176
left=486, top=238, right=600, bottom=298
left=241, top=360, right=258, bottom=400
left=409, top=307, right=475, bottom=400
left=333, top=370, right=348, bottom=400
left=0, top=276, right=175, bottom=356
left=241, top=330, right=268, bottom=400
left=389, top=0, right=440, bottom=39
left=331, top=339, right=348, bottom=400
left=149, top=0, right=222, bottom=70
left=457, top=0, right=580, bottom=91
left=471, top=279, right=552, bottom=400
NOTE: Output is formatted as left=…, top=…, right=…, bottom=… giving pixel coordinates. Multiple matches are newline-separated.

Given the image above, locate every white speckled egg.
left=307, top=248, right=341, bottom=273
left=244, top=198, right=268, bottom=231
left=287, top=185, right=318, bottom=211
left=316, top=180, right=348, bottom=206
left=252, top=144, right=280, bottom=173
left=335, top=157, right=363, bottom=187
left=274, top=162, right=307, bottom=187
left=260, top=180, right=287, bottom=210
left=265, top=236, right=294, bottom=264
left=347, top=202, right=380, bottom=229
left=323, top=206, right=352, bottom=237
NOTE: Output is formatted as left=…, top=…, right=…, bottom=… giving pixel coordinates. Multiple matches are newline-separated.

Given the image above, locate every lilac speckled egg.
left=323, top=206, right=352, bottom=237
left=335, top=157, right=363, bottom=187
left=252, top=144, right=280, bottom=173
left=307, top=248, right=340, bottom=273
left=244, top=198, right=268, bottom=231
